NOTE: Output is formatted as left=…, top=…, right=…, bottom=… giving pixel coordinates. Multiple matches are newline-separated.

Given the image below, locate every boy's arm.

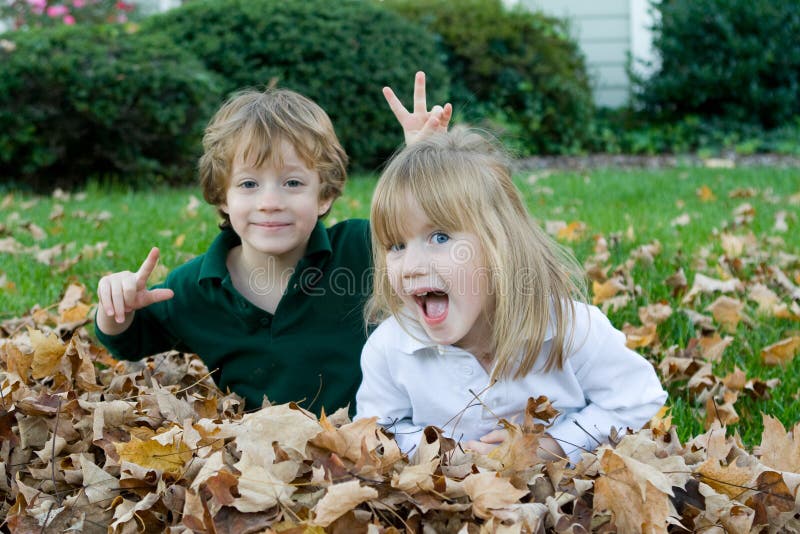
left=384, top=71, right=452, bottom=146
left=96, top=247, right=174, bottom=336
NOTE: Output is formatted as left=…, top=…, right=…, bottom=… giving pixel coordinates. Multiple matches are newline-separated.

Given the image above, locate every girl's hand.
left=463, top=428, right=508, bottom=454
left=96, top=247, right=174, bottom=334
left=383, top=71, right=453, bottom=146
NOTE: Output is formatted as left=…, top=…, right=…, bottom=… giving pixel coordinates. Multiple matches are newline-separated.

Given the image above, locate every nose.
left=256, top=184, right=284, bottom=211
left=401, top=242, right=429, bottom=278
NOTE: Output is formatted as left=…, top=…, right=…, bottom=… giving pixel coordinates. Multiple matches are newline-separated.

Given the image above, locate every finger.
left=479, top=430, right=506, bottom=443
left=136, top=247, right=160, bottom=285
left=382, top=86, right=409, bottom=122
left=413, top=71, right=427, bottom=114
left=121, top=275, right=138, bottom=311
left=440, top=103, right=453, bottom=127
left=97, top=278, right=114, bottom=317
left=143, top=288, right=175, bottom=306
left=110, top=280, right=126, bottom=323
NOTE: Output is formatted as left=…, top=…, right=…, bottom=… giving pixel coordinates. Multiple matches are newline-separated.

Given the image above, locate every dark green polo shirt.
left=95, top=219, right=371, bottom=414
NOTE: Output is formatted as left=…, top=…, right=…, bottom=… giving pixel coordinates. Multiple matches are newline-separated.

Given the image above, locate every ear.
left=220, top=202, right=229, bottom=214
left=318, top=196, right=333, bottom=217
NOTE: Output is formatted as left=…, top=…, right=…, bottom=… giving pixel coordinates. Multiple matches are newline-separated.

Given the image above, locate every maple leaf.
left=623, top=323, right=657, bottom=349
left=310, top=479, right=378, bottom=527
left=698, top=332, right=734, bottom=362
left=556, top=221, right=586, bottom=242
left=593, top=449, right=673, bottom=533
left=231, top=455, right=299, bottom=513
left=705, top=296, right=747, bottom=333
left=696, top=456, right=757, bottom=500
left=462, top=471, right=529, bottom=520
left=115, top=436, right=192, bottom=479
left=705, top=391, right=740, bottom=429
left=28, top=328, right=66, bottom=379
left=487, top=421, right=543, bottom=474
left=696, top=184, right=716, bottom=201
left=638, top=303, right=673, bottom=325
left=310, top=413, right=380, bottom=463
left=760, top=336, right=800, bottom=366
left=592, top=277, right=627, bottom=305
left=756, top=415, right=800, bottom=472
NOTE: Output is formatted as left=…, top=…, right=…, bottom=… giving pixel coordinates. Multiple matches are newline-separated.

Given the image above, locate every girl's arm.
left=355, top=338, right=427, bottom=454
left=548, top=305, right=667, bottom=464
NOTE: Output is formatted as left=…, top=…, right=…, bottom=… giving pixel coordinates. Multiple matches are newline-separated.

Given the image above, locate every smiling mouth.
left=413, top=291, right=449, bottom=325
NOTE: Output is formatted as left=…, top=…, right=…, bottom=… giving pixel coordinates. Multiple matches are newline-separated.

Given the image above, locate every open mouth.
left=413, top=291, right=449, bottom=325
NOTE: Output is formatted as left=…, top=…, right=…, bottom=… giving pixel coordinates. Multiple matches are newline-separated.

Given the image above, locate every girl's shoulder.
left=367, top=314, right=432, bottom=355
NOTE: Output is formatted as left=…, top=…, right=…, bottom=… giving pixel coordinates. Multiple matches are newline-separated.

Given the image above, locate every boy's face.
left=221, top=140, right=332, bottom=266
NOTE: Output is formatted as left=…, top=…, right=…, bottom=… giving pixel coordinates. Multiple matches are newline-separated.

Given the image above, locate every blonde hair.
left=368, top=127, right=587, bottom=380
left=199, top=88, right=348, bottom=227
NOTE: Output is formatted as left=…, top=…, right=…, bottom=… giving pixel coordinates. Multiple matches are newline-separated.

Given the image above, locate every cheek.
left=385, top=259, right=403, bottom=293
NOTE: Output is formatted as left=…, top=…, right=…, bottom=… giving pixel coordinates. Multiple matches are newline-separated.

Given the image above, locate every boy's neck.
left=226, top=244, right=306, bottom=313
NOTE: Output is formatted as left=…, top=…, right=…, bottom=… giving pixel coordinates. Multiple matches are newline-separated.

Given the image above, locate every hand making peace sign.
left=96, top=247, right=175, bottom=331
left=384, top=71, right=453, bottom=146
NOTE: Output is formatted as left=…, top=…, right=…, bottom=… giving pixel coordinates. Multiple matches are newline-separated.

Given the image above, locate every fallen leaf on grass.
left=592, top=277, right=627, bottom=305
left=697, top=185, right=717, bottom=201
left=623, top=323, right=658, bottom=350
left=683, top=273, right=744, bottom=304
left=706, top=296, right=747, bottom=333
left=760, top=336, right=800, bottom=366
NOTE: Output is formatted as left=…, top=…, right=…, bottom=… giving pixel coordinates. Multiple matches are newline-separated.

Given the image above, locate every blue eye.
left=285, top=178, right=303, bottom=187
left=388, top=243, right=405, bottom=252
left=432, top=232, right=450, bottom=244
left=240, top=179, right=258, bottom=189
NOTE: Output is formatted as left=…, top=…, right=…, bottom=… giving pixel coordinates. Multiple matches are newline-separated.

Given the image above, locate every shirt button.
left=461, top=366, right=473, bottom=376
left=260, top=317, right=270, bottom=326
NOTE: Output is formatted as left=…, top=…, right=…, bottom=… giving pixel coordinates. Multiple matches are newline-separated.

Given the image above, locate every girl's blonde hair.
left=368, top=127, right=587, bottom=380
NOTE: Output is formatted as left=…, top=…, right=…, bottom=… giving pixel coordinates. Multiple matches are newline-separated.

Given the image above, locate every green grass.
left=1, top=167, right=799, bottom=446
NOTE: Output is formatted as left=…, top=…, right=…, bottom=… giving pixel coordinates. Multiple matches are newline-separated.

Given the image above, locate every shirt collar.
left=197, top=220, right=333, bottom=283
left=395, top=308, right=556, bottom=355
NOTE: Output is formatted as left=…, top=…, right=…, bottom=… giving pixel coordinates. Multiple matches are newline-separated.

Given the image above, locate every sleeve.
left=547, top=306, right=667, bottom=464
left=354, top=336, right=426, bottom=454
left=93, top=281, right=184, bottom=360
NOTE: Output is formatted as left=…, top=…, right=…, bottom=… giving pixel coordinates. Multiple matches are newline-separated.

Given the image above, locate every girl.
left=355, top=128, right=667, bottom=463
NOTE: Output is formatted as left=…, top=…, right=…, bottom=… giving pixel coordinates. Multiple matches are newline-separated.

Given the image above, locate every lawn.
left=1, top=166, right=799, bottom=447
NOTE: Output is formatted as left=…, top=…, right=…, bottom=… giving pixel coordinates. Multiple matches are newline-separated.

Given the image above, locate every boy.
left=95, top=73, right=451, bottom=412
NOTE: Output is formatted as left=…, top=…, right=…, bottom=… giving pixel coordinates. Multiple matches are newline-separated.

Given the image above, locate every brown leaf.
left=756, top=415, right=800, bottom=472
left=696, top=185, right=716, bottom=201
left=683, top=273, right=743, bottom=304
left=462, top=472, right=529, bottom=520
left=698, top=332, right=734, bottom=362
left=705, top=391, right=740, bottom=429
left=115, top=436, right=192, bottom=479
left=592, top=277, right=626, bottom=305
left=28, top=328, right=66, bottom=379
left=760, top=336, right=800, bottom=366
left=311, top=413, right=380, bottom=463
left=310, top=480, right=377, bottom=527
left=638, top=303, right=673, bottom=325
left=593, top=449, right=672, bottom=533
left=706, top=296, right=746, bottom=333
left=696, top=457, right=756, bottom=500
left=623, top=323, right=657, bottom=350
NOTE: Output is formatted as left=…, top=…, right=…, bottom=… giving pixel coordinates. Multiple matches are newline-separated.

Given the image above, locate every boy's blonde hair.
left=368, top=127, right=587, bottom=380
left=199, top=88, right=348, bottom=227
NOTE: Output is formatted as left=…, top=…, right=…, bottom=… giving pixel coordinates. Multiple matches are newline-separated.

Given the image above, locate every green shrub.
left=636, top=0, right=800, bottom=128
left=140, top=0, right=449, bottom=171
left=0, top=24, right=222, bottom=189
left=378, top=0, right=595, bottom=155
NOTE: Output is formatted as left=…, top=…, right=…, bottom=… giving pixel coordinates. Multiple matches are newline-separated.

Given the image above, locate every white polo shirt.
left=355, top=302, right=667, bottom=464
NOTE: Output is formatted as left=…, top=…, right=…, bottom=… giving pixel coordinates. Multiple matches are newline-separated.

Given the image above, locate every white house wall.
left=517, top=0, right=653, bottom=108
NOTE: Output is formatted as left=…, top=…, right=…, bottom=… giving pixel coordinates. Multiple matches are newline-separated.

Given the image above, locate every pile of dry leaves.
left=0, top=283, right=799, bottom=533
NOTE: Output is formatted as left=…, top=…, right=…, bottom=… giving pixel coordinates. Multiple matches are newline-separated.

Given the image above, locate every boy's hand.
left=96, top=247, right=174, bottom=333
left=384, top=71, right=452, bottom=146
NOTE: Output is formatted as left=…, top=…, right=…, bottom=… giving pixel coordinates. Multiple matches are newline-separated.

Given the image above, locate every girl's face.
left=384, top=195, right=493, bottom=355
